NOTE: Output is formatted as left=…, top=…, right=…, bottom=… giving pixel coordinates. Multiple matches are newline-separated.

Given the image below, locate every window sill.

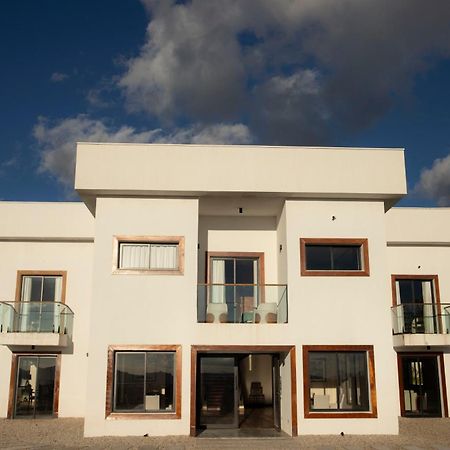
left=112, top=269, right=183, bottom=276
left=304, top=411, right=377, bottom=419
left=301, top=269, right=370, bottom=277
left=106, top=412, right=181, bottom=420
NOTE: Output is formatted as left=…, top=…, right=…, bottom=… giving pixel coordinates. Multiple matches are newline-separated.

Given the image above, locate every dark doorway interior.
left=197, top=352, right=281, bottom=432
left=400, top=354, right=442, bottom=417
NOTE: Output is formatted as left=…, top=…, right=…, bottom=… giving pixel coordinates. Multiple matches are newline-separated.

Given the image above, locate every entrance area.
left=398, top=353, right=446, bottom=417
left=12, top=355, right=58, bottom=418
left=191, top=346, right=297, bottom=437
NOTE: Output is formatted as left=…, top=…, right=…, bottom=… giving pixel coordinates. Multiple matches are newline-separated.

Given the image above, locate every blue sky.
left=0, top=0, right=449, bottom=205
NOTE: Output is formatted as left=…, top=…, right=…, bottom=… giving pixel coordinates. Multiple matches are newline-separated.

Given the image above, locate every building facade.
left=0, top=143, right=449, bottom=437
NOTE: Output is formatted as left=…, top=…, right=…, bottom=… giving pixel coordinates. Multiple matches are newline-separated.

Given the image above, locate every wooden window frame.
left=391, top=274, right=441, bottom=307
left=397, top=352, right=448, bottom=418
left=300, top=238, right=370, bottom=277
left=112, top=236, right=185, bottom=275
left=15, top=271, right=67, bottom=303
left=7, top=352, right=61, bottom=418
left=302, top=345, right=377, bottom=419
left=391, top=275, right=442, bottom=333
left=105, top=344, right=182, bottom=420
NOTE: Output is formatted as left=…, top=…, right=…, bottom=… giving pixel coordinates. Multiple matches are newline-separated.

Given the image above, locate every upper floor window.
left=16, top=271, right=66, bottom=303
left=300, top=238, right=370, bottom=276
left=113, top=236, right=184, bottom=275
left=391, top=275, right=440, bottom=334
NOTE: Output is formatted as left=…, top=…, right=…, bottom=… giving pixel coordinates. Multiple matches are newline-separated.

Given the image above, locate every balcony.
left=0, top=301, right=74, bottom=347
left=197, top=284, right=287, bottom=324
left=391, top=303, right=450, bottom=347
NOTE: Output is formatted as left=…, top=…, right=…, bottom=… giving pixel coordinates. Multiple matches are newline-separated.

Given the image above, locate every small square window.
left=300, top=238, right=369, bottom=276
left=113, top=236, right=184, bottom=275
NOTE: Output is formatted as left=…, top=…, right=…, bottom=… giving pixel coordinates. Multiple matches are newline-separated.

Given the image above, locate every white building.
left=0, top=143, right=449, bottom=437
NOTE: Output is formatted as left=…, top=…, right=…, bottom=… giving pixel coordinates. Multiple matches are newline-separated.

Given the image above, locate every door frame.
left=190, top=345, right=297, bottom=436
left=397, top=352, right=448, bottom=418
left=7, top=352, right=61, bottom=418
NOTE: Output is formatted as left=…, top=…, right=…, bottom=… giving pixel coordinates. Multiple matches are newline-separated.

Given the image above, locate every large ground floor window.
left=303, top=345, right=377, bottom=418
left=105, top=345, right=181, bottom=419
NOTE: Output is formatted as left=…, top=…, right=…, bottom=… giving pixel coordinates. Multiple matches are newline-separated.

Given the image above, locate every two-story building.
left=0, top=143, right=449, bottom=437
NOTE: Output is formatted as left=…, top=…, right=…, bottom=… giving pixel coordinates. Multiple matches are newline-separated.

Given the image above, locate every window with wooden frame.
left=112, top=236, right=184, bottom=275
left=105, top=345, right=182, bottom=419
left=303, top=345, right=377, bottom=418
left=391, top=275, right=441, bottom=334
left=300, top=238, right=370, bottom=276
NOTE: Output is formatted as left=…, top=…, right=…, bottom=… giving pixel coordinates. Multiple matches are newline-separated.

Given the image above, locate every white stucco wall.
left=285, top=200, right=399, bottom=434
left=198, top=215, right=278, bottom=284
left=75, top=144, right=407, bottom=202
left=385, top=207, right=450, bottom=417
left=84, top=197, right=199, bottom=437
left=0, top=240, right=93, bottom=418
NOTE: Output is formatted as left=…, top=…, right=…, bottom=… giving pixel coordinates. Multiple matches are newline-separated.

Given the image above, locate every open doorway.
left=398, top=353, right=447, bottom=417
left=191, top=346, right=297, bottom=437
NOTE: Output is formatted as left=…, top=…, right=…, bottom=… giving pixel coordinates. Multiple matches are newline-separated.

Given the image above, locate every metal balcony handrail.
left=391, top=302, right=450, bottom=335
left=0, top=300, right=74, bottom=314
left=0, top=301, right=74, bottom=335
left=198, top=283, right=287, bottom=287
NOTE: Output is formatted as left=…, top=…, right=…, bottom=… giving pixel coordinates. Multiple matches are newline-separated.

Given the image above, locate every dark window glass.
left=332, top=246, right=361, bottom=270
left=224, top=259, right=235, bottom=284
left=29, top=278, right=43, bottom=302
left=305, top=245, right=361, bottom=271
left=235, top=259, right=255, bottom=284
left=42, top=277, right=56, bottom=301
left=114, top=352, right=175, bottom=413
left=305, top=246, right=331, bottom=270
left=398, top=279, right=427, bottom=303
left=309, top=352, right=370, bottom=412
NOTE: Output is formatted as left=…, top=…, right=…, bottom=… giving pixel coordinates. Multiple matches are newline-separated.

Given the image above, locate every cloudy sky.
left=1, top=0, right=450, bottom=205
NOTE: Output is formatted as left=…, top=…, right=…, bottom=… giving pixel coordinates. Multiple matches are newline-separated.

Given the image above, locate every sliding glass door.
left=210, top=256, right=259, bottom=322
left=14, top=356, right=56, bottom=418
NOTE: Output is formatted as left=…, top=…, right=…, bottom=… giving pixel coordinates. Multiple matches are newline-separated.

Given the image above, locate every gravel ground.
left=1, top=418, right=450, bottom=449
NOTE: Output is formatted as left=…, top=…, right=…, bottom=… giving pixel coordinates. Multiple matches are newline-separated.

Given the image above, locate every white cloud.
left=0, top=156, right=19, bottom=177
left=415, top=154, right=450, bottom=206
left=119, top=0, right=450, bottom=143
left=50, top=72, right=69, bottom=82
left=33, top=115, right=252, bottom=194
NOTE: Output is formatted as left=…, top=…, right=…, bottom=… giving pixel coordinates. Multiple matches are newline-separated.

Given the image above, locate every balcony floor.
left=0, top=332, right=70, bottom=347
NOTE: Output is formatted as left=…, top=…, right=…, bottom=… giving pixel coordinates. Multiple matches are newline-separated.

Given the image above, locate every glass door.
left=210, top=257, right=259, bottom=322
left=396, top=279, right=437, bottom=334
left=19, top=276, right=62, bottom=332
left=199, top=356, right=238, bottom=428
left=14, top=356, right=56, bottom=418
left=401, top=355, right=442, bottom=417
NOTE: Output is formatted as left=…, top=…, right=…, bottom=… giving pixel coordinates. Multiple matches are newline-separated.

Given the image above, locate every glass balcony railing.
left=0, top=301, right=74, bottom=338
left=391, top=303, right=450, bottom=335
left=197, top=284, right=288, bottom=324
